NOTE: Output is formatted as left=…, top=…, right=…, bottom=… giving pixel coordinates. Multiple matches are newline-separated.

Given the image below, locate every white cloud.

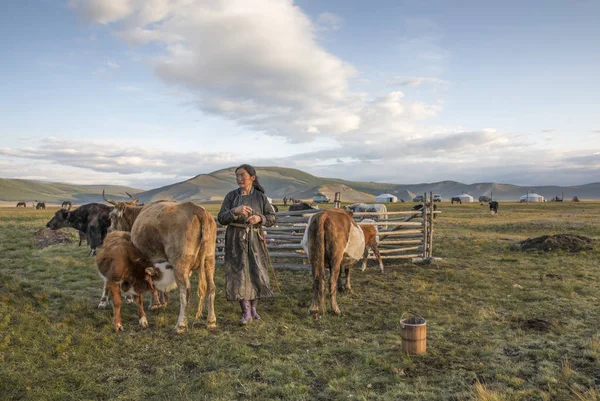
left=105, top=60, right=120, bottom=68
left=69, top=0, right=135, bottom=24
left=2, top=130, right=598, bottom=188
left=388, top=77, right=446, bottom=87
left=315, top=12, right=342, bottom=31
left=69, top=0, right=443, bottom=143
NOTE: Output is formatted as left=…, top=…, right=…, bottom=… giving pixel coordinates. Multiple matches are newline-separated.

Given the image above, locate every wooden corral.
left=216, top=193, right=439, bottom=270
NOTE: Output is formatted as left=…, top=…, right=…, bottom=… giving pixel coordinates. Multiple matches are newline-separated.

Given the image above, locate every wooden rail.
left=215, top=198, right=438, bottom=269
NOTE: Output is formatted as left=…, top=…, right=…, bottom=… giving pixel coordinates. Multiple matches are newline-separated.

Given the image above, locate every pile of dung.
left=34, top=228, right=74, bottom=248
left=517, top=234, right=593, bottom=253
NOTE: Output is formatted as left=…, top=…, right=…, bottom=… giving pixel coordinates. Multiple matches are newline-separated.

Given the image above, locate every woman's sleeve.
left=258, top=193, right=276, bottom=228
left=217, top=192, right=237, bottom=225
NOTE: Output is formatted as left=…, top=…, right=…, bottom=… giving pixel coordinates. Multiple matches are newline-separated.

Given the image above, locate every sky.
left=1, top=0, right=599, bottom=189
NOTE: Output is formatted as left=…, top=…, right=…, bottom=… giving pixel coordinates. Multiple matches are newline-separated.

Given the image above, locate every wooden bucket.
left=400, top=312, right=427, bottom=355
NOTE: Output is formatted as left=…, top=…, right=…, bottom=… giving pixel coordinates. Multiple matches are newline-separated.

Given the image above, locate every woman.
left=218, top=164, right=276, bottom=325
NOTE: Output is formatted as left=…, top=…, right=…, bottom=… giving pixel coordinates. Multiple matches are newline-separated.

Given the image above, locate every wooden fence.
left=216, top=193, right=438, bottom=270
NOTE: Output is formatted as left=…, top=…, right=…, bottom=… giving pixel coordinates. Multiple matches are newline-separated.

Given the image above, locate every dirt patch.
left=523, top=318, right=552, bottom=332
left=515, top=234, right=594, bottom=253
left=34, top=229, right=74, bottom=248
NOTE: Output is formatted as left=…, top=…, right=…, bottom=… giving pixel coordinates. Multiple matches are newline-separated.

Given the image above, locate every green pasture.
left=1, top=202, right=599, bottom=400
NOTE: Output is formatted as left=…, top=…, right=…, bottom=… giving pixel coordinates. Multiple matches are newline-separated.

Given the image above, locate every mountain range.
left=1, top=166, right=599, bottom=204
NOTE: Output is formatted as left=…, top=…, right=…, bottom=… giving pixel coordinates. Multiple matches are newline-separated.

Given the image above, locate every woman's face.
left=236, top=168, right=255, bottom=190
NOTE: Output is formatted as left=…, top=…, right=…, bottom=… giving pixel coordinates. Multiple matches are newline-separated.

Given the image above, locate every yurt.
left=519, top=193, right=545, bottom=202
left=375, top=193, right=398, bottom=203
left=456, top=194, right=474, bottom=203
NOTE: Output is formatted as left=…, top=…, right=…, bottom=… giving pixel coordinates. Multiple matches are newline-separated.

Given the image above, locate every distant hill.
left=133, top=167, right=600, bottom=202
left=2, top=168, right=600, bottom=204
left=0, top=179, right=142, bottom=204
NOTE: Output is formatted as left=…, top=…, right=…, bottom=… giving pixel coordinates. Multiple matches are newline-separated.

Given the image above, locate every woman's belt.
left=229, top=223, right=260, bottom=229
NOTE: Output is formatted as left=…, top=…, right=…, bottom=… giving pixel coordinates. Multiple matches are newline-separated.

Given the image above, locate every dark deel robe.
left=218, top=188, right=276, bottom=301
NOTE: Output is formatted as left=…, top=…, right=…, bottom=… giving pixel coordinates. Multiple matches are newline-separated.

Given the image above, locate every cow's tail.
left=195, top=209, right=215, bottom=294
left=308, top=214, right=326, bottom=315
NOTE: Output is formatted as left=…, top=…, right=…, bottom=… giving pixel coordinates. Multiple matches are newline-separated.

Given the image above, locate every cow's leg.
left=198, top=256, right=217, bottom=329
left=329, top=253, right=343, bottom=315
left=150, top=289, right=162, bottom=310
left=107, top=282, right=123, bottom=332
left=98, top=279, right=109, bottom=309
left=310, top=264, right=325, bottom=319
left=344, top=264, right=353, bottom=293
left=174, top=264, right=192, bottom=334
left=135, top=295, right=148, bottom=329
left=371, top=244, right=384, bottom=273
left=361, top=249, right=368, bottom=272
left=329, top=267, right=342, bottom=315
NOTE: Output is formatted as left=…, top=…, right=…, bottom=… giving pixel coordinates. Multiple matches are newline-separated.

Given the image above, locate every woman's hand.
left=233, top=205, right=253, bottom=216
left=247, top=215, right=262, bottom=225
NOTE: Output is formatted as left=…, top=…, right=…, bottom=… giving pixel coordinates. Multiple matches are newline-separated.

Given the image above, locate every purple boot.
left=239, top=300, right=252, bottom=325
left=250, top=299, right=261, bottom=320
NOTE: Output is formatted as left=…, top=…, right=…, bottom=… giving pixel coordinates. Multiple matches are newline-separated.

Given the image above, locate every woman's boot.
left=239, top=300, right=252, bottom=325
left=250, top=299, right=261, bottom=320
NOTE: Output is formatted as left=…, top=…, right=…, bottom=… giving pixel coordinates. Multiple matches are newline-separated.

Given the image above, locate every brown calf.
left=358, top=219, right=384, bottom=273
left=95, top=231, right=156, bottom=332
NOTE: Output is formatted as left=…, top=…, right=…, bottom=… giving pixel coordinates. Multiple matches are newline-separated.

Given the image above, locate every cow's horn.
left=125, top=192, right=139, bottom=204
left=102, top=189, right=118, bottom=205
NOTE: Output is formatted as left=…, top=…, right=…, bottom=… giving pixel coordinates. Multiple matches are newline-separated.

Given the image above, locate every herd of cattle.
left=33, top=193, right=502, bottom=331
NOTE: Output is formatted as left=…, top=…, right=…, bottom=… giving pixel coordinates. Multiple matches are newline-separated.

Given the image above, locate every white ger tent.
left=456, top=194, right=474, bottom=203
left=374, top=193, right=398, bottom=203
left=519, top=193, right=544, bottom=202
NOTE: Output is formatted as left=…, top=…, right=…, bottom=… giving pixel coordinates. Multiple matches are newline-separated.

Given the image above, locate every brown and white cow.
left=96, top=231, right=158, bottom=332
left=111, top=200, right=217, bottom=333
left=301, top=209, right=383, bottom=319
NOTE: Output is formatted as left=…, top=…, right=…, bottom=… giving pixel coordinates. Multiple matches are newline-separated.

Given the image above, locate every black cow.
left=61, top=201, right=72, bottom=210
left=46, top=203, right=113, bottom=256
left=288, top=202, right=317, bottom=212
left=489, top=201, right=499, bottom=215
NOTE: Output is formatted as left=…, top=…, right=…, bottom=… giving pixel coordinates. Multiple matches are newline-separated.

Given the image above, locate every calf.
left=489, top=201, right=499, bottom=215
left=96, top=231, right=174, bottom=331
left=358, top=219, right=384, bottom=273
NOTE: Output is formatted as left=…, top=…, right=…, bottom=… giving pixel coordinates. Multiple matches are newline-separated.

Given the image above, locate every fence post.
left=333, top=192, right=341, bottom=208
left=422, top=192, right=428, bottom=259
left=429, top=191, right=434, bottom=258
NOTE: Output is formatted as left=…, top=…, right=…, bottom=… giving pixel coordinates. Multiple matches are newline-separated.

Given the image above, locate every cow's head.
left=103, top=190, right=139, bottom=232
left=46, top=209, right=70, bottom=229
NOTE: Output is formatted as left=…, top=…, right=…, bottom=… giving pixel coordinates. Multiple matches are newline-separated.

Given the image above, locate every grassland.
left=1, top=202, right=599, bottom=400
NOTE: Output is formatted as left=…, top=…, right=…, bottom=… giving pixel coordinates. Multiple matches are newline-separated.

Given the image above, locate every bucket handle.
left=400, top=311, right=425, bottom=328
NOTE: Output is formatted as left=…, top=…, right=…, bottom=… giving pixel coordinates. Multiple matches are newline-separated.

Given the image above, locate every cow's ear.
left=347, top=210, right=354, bottom=217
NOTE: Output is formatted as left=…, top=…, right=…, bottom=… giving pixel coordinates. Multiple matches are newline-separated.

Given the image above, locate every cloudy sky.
left=1, top=0, right=599, bottom=189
